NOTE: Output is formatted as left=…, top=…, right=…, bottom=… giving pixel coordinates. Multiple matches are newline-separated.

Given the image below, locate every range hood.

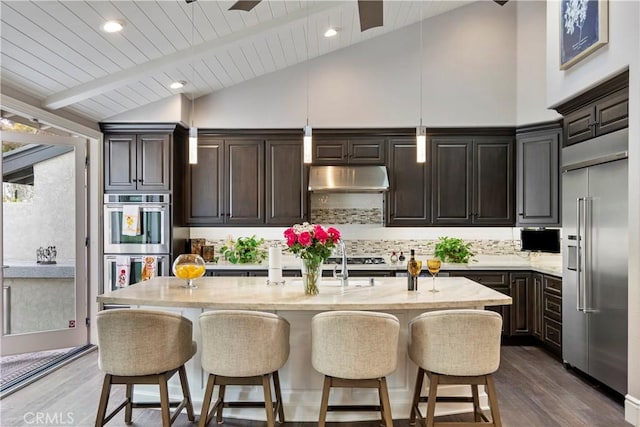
left=308, top=165, right=389, bottom=192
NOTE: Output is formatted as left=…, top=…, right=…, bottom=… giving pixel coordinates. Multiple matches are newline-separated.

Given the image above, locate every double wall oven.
left=103, top=194, right=171, bottom=292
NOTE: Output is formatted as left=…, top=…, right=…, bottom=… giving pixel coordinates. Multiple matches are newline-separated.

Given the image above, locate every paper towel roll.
left=268, top=247, right=283, bottom=282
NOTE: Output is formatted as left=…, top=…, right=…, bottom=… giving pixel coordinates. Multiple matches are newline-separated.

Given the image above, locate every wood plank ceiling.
left=0, top=1, right=474, bottom=122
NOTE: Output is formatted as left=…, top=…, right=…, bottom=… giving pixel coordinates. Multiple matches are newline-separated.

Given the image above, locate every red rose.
left=284, top=228, right=297, bottom=247
left=298, top=231, right=312, bottom=246
left=327, top=227, right=341, bottom=242
left=314, top=225, right=329, bottom=243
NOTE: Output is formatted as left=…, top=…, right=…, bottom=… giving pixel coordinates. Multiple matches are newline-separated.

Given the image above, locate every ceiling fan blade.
left=358, top=0, right=383, bottom=32
left=229, top=0, right=262, bottom=12
left=493, top=0, right=509, bottom=5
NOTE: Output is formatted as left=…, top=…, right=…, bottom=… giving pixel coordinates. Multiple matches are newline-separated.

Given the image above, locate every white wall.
left=195, top=1, right=528, bottom=128
left=103, top=93, right=189, bottom=124
left=546, top=0, right=640, bottom=423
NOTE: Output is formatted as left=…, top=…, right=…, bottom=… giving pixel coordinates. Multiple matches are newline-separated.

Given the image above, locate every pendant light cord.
left=191, top=1, right=195, bottom=127
left=419, top=3, right=423, bottom=127
left=306, top=2, right=310, bottom=127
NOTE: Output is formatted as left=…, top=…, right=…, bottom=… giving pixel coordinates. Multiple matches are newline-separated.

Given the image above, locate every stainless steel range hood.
left=308, top=165, right=389, bottom=192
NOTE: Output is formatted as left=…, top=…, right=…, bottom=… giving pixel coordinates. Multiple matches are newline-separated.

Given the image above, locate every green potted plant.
left=220, top=235, right=267, bottom=264
left=433, top=236, right=474, bottom=263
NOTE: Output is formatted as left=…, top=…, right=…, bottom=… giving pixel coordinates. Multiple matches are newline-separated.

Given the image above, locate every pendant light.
left=303, top=2, right=312, bottom=164
left=188, top=0, right=198, bottom=165
left=416, top=4, right=426, bottom=163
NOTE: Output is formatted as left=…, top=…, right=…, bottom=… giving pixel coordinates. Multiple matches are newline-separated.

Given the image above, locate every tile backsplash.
left=310, top=193, right=383, bottom=225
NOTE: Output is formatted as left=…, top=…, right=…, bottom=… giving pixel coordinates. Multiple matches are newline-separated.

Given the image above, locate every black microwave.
left=520, top=229, right=560, bottom=253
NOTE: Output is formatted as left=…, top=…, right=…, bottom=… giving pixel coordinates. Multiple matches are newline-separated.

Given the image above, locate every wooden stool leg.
left=216, top=383, right=226, bottom=424
left=273, top=370, right=285, bottom=423
left=379, top=377, right=394, bottom=427
left=425, top=373, right=439, bottom=427
left=410, top=368, right=425, bottom=425
left=198, top=374, right=216, bottom=427
left=95, top=374, right=112, bottom=427
left=486, top=375, right=502, bottom=427
left=178, top=365, right=195, bottom=421
left=158, top=374, right=172, bottom=427
left=124, top=383, right=133, bottom=424
left=262, top=374, right=275, bottom=427
left=471, top=384, right=481, bottom=422
left=318, top=376, right=332, bottom=427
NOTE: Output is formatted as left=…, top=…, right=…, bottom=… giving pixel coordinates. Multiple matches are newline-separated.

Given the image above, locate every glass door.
left=1, top=129, right=88, bottom=355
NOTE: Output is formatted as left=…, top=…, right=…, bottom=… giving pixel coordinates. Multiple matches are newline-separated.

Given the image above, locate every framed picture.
left=560, top=0, right=608, bottom=70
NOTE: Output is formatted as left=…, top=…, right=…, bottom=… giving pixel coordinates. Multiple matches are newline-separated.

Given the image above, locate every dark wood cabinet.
left=104, top=133, right=170, bottom=191
left=542, top=275, right=562, bottom=356
left=265, top=139, right=307, bottom=225
left=314, top=137, right=385, bottom=164
left=432, top=136, right=514, bottom=226
left=516, top=124, right=561, bottom=226
left=385, top=138, right=430, bottom=226
left=509, top=272, right=532, bottom=336
left=185, top=137, right=224, bottom=225
left=531, top=273, right=543, bottom=340
left=225, top=139, right=264, bottom=225
left=554, top=70, right=628, bottom=147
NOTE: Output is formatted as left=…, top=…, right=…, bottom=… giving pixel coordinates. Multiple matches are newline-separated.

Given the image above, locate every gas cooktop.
left=325, top=256, right=387, bottom=265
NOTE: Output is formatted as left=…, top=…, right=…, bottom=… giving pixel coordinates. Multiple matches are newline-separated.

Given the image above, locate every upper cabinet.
left=184, top=135, right=306, bottom=226
left=313, top=137, right=385, bottom=165
left=553, top=70, right=629, bottom=147
left=102, top=124, right=185, bottom=193
left=516, top=123, right=561, bottom=227
left=385, top=138, right=430, bottom=226
left=431, top=134, right=514, bottom=226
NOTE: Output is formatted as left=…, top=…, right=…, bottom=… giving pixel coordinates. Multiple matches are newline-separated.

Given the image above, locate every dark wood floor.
left=0, top=346, right=626, bottom=426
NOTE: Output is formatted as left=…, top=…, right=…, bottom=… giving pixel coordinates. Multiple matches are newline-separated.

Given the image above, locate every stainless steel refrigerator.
left=561, top=128, right=628, bottom=395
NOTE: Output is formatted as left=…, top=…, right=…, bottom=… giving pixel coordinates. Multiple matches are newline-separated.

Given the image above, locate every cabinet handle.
left=518, top=212, right=524, bottom=216
left=588, top=121, right=600, bottom=128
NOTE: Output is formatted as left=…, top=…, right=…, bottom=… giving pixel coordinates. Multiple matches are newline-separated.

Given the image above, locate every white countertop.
left=206, top=254, right=563, bottom=277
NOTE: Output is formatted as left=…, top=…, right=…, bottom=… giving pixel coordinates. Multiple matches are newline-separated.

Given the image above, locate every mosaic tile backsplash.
left=311, top=208, right=383, bottom=224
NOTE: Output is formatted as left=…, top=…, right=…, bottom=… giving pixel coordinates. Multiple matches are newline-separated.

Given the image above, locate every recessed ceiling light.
left=170, top=81, right=187, bottom=89
left=324, top=27, right=339, bottom=38
left=102, top=20, right=124, bottom=33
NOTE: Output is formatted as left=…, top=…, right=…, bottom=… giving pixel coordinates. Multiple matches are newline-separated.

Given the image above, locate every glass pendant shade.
left=303, top=125, right=313, bottom=164
left=189, top=127, right=198, bottom=164
left=416, top=125, right=426, bottom=163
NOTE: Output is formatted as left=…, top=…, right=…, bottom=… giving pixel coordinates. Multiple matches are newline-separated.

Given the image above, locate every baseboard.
left=626, top=394, right=640, bottom=426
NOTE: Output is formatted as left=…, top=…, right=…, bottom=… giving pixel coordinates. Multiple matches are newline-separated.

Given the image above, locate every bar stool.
left=198, top=310, right=290, bottom=427
left=408, top=309, right=503, bottom=427
left=311, top=310, right=400, bottom=426
left=95, top=308, right=196, bottom=427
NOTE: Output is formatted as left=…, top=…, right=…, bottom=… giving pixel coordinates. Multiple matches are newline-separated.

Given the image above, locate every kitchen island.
left=97, top=276, right=511, bottom=422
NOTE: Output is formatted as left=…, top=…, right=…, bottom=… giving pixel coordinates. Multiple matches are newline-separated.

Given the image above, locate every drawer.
left=543, top=275, right=562, bottom=296
left=543, top=316, right=562, bottom=356
left=448, top=271, right=509, bottom=287
left=543, top=293, right=562, bottom=322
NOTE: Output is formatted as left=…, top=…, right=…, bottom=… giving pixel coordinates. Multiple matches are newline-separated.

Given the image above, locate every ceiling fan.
left=228, top=0, right=384, bottom=32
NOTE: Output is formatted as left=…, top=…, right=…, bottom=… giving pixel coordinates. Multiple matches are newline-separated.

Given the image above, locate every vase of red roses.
left=284, top=223, right=341, bottom=296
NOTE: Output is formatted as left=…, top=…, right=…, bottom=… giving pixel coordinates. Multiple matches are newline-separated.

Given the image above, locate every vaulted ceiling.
left=0, top=1, right=476, bottom=123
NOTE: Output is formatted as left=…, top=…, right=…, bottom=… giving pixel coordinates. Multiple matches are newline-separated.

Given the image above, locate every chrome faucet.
left=333, top=240, right=349, bottom=286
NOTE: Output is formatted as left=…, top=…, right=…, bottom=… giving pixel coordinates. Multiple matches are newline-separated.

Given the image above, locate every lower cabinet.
left=541, top=275, right=563, bottom=356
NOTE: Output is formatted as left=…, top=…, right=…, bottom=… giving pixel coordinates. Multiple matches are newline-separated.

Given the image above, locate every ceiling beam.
left=43, top=1, right=341, bottom=110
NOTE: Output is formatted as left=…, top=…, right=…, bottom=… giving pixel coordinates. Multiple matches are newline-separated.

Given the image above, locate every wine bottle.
left=407, top=249, right=420, bottom=291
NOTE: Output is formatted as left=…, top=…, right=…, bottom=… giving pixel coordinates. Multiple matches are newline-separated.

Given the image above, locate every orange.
left=175, top=264, right=205, bottom=280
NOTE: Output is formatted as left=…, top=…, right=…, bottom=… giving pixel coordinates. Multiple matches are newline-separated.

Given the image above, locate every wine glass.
left=426, top=258, right=442, bottom=293
left=173, top=254, right=205, bottom=289
left=408, top=260, right=422, bottom=291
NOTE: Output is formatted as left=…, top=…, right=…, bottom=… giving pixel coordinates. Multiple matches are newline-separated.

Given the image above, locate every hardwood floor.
left=0, top=346, right=626, bottom=427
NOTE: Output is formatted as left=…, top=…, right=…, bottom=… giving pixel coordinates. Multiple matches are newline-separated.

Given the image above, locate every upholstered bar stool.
left=198, top=310, right=290, bottom=427
left=311, top=310, right=400, bottom=427
left=95, top=308, right=196, bottom=427
left=408, top=309, right=503, bottom=427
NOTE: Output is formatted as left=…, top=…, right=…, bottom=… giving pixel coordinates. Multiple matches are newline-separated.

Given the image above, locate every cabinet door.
left=509, top=273, right=531, bottom=336
left=385, top=138, right=430, bottom=226
left=348, top=138, right=386, bottom=164
left=564, top=105, right=596, bottom=147
left=532, top=273, right=543, bottom=340
left=473, top=137, right=514, bottom=225
left=137, top=134, right=170, bottom=191
left=313, top=139, right=348, bottom=164
left=516, top=129, right=560, bottom=226
left=432, top=137, right=472, bottom=225
left=595, top=88, right=628, bottom=136
left=225, top=139, right=264, bottom=224
left=266, top=139, right=307, bottom=225
left=104, top=134, right=137, bottom=191
left=185, top=137, right=224, bottom=225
